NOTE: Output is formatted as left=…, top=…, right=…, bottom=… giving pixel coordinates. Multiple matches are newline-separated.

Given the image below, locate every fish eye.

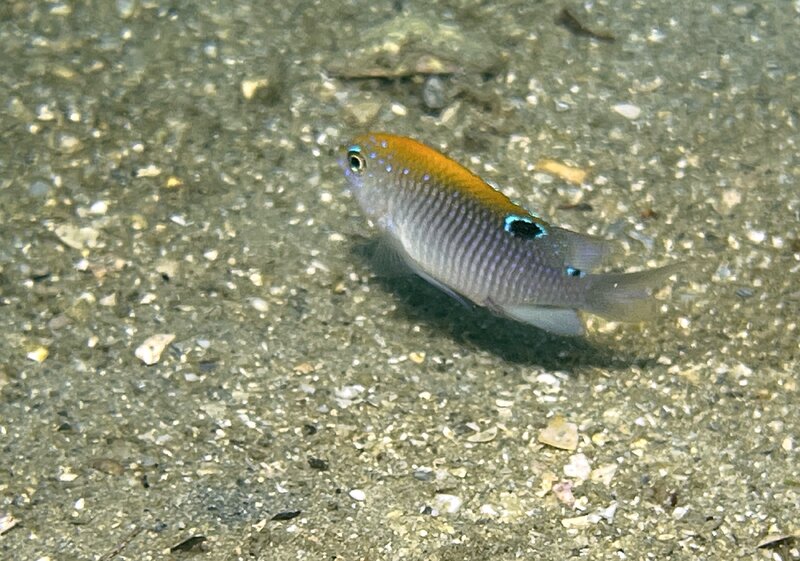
left=347, top=147, right=366, bottom=175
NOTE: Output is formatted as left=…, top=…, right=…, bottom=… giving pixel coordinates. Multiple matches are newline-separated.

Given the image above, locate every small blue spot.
left=369, top=152, right=377, bottom=159
left=386, top=164, right=393, bottom=172
left=423, top=174, right=430, bottom=182
left=566, top=266, right=585, bottom=278
left=403, top=168, right=409, bottom=175
left=380, top=140, right=388, bottom=148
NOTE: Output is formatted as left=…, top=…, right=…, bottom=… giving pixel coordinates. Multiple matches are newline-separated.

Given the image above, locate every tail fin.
left=583, top=263, right=681, bottom=322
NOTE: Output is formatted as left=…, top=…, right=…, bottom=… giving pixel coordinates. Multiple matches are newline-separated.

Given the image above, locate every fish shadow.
left=348, top=238, right=644, bottom=373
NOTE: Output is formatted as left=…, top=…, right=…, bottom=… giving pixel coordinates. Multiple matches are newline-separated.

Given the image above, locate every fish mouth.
left=335, top=143, right=350, bottom=174
left=336, top=153, right=348, bottom=173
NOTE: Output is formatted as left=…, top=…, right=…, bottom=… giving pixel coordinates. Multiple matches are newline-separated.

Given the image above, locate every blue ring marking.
left=347, top=145, right=361, bottom=153
left=503, top=214, right=548, bottom=238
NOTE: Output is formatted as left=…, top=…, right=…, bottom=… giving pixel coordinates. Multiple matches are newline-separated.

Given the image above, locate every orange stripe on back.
left=351, top=133, right=533, bottom=220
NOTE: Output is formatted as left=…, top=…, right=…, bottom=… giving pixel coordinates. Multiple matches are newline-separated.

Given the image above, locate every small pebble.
left=536, top=159, right=588, bottom=185
left=89, top=200, right=108, bottom=215
left=241, top=78, right=270, bottom=100
left=250, top=298, right=269, bottom=312
left=408, top=351, right=425, bottom=364
left=432, top=493, right=462, bottom=514
left=564, top=453, right=592, bottom=481
left=335, top=384, right=364, bottom=400
left=90, top=458, right=125, bottom=475
left=58, top=468, right=79, bottom=482
left=134, top=333, right=175, bottom=365
left=54, top=224, right=100, bottom=251
left=590, top=463, right=618, bottom=486
left=552, top=481, right=575, bottom=507
left=347, top=100, right=382, bottom=125
left=746, top=228, right=766, bottom=244
left=135, top=164, right=161, bottom=178
left=538, top=416, right=579, bottom=450
left=58, top=134, right=82, bottom=153
left=116, top=0, right=137, bottom=18
left=390, top=102, right=407, bottom=116
left=422, top=76, right=447, bottom=109
left=0, top=514, right=19, bottom=535
left=612, top=102, right=642, bottom=120
left=27, top=347, right=49, bottom=363
left=28, top=180, right=51, bottom=197
left=166, top=176, right=183, bottom=188
left=412, top=468, right=434, bottom=481
left=293, top=362, right=315, bottom=374
left=37, top=104, right=56, bottom=121
left=349, top=489, right=366, bottom=501
left=466, top=425, right=498, bottom=443
left=561, top=514, right=592, bottom=529
left=718, top=188, right=742, bottom=214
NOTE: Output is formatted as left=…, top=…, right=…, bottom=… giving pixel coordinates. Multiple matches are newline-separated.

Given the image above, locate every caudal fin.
left=583, top=263, right=681, bottom=322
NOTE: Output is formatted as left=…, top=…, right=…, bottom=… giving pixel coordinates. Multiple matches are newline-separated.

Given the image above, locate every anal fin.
left=497, top=303, right=585, bottom=336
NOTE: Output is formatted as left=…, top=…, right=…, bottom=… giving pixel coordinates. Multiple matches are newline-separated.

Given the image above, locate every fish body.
left=339, top=132, right=675, bottom=336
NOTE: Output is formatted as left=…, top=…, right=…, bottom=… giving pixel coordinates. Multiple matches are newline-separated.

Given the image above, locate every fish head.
left=338, top=133, right=402, bottom=220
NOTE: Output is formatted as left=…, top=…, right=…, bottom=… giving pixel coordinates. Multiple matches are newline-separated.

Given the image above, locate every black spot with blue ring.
left=503, top=214, right=547, bottom=239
